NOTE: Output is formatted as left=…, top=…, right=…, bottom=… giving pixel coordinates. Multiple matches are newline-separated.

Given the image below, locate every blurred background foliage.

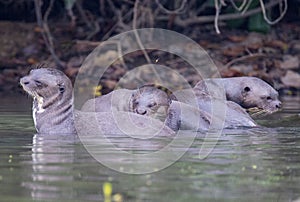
left=0, top=0, right=296, bottom=38
left=1, top=0, right=300, bottom=94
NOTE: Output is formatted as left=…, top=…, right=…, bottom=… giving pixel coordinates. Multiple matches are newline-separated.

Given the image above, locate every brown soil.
left=1, top=21, right=300, bottom=96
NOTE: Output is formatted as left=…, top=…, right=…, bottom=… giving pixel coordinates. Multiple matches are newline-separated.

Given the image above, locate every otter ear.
left=58, top=83, right=65, bottom=93
left=242, top=86, right=251, bottom=97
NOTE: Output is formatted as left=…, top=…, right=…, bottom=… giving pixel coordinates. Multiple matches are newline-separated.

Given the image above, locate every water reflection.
left=25, top=134, right=79, bottom=200
left=21, top=126, right=300, bottom=202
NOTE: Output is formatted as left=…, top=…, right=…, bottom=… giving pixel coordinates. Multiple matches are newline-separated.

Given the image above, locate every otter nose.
left=136, top=108, right=147, bottom=115
left=20, top=77, right=30, bottom=85
left=276, top=101, right=282, bottom=109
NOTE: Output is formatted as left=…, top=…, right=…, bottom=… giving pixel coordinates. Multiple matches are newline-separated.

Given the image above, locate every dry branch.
left=225, top=53, right=266, bottom=69
left=155, top=0, right=187, bottom=14
left=34, top=0, right=64, bottom=68
left=172, top=0, right=286, bottom=27
left=132, top=0, right=162, bottom=84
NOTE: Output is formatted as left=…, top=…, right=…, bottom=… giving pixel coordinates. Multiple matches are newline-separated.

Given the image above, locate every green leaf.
left=226, top=15, right=246, bottom=28
left=225, top=6, right=246, bottom=28
left=248, top=13, right=270, bottom=33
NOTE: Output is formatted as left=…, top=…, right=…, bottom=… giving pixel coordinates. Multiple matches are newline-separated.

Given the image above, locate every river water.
left=0, top=94, right=299, bottom=202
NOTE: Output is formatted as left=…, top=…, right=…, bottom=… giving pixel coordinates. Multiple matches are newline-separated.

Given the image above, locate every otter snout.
left=266, top=100, right=282, bottom=113
left=275, top=101, right=282, bottom=109
left=136, top=108, right=147, bottom=115
left=20, top=76, right=30, bottom=86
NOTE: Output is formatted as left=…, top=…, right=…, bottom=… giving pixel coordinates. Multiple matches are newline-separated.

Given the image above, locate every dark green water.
left=0, top=95, right=299, bottom=202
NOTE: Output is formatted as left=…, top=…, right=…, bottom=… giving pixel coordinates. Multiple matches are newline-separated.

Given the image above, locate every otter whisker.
left=247, top=107, right=260, bottom=113
left=251, top=109, right=268, bottom=118
left=194, top=77, right=281, bottom=116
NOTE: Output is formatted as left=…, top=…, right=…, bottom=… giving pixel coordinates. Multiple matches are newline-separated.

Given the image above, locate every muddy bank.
left=1, top=21, right=300, bottom=96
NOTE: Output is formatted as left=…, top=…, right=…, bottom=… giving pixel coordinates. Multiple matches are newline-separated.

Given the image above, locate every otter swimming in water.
left=194, top=77, right=282, bottom=114
left=171, top=89, right=258, bottom=129
left=165, top=101, right=212, bottom=131
left=20, top=67, right=261, bottom=135
left=20, top=68, right=174, bottom=135
left=131, top=85, right=171, bottom=120
left=81, top=84, right=212, bottom=131
left=20, top=68, right=75, bottom=134
left=81, top=85, right=171, bottom=122
left=84, top=81, right=257, bottom=131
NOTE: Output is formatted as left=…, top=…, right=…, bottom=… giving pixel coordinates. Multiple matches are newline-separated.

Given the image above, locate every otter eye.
left=148, top=102, right=157, bottom=108
left=58, top=84, right=65, bottom=93
left=266, top=96, right=272, bottom=100
left=34, top=80, right=42, bottom=86
left=59, top=86, right=65, bottom=93
left=244, top=86, right=251, bottom=92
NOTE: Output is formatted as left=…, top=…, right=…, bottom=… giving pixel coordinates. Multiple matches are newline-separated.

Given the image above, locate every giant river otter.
left=81, top=84, right=212, bottom=131
left=194, top=77, right=282, bottom=114
left=20, top=68, right=261, bottom=134
left=84, top=82, right=257, bottom=130
left=20, top=68, right=174, bottom=135
left=81, top=85, right=171, bottom=122
left=172, top=89, right=258, bottom=129
left=20, top=68, right=76, bottom=134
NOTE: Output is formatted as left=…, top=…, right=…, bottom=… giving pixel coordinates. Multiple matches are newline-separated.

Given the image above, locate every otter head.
left=20, top=68, right=73, bottom=100
left=20, top=67, right=74, bottom=133
left=240, top=78, right=281, bottom=113
left=130, top=85, right=171, bottom=120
